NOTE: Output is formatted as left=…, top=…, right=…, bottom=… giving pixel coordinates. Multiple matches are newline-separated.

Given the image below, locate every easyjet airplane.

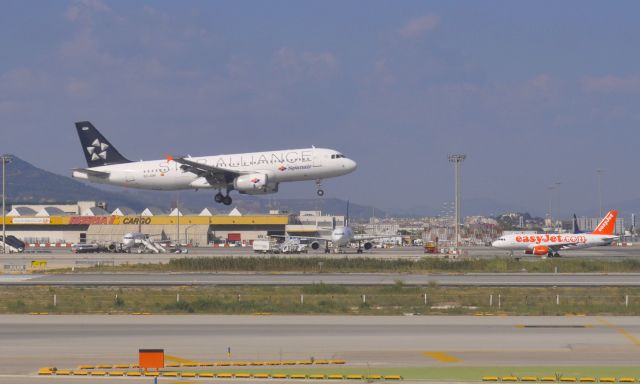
left=72, top=121, right=357, bottom=205
left=491, top=210, right=618, bottom=258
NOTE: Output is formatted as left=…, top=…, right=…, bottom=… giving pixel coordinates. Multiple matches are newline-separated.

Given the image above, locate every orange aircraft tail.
left=592, top=210, right=617, bottom=235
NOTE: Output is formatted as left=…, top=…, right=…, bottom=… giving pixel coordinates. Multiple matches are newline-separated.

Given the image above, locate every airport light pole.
left=553, top=181, right=561, bottom=226
left=1, top=155, right=12, bottom=254
left=596, top=169, right=604, bottom=218
left=547, top=185, right=555, bottom=222
left=448, top=154, right=466, bottom=254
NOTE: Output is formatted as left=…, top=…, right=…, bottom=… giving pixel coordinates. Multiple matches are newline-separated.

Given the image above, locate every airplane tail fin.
left=75, top=121, right=130, bottom=167
left=592, top=210, right=618, bottom=235
left=572, top=214, right=583, bottom=234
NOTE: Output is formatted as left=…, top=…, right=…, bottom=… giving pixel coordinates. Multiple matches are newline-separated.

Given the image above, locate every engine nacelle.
left=525, top=246, right=550, bottom=256
left=234, top=173, right=269, bottom=193
left=363, top=242, right=373, bottom=250
left=311, top=241, right=321, bottom=250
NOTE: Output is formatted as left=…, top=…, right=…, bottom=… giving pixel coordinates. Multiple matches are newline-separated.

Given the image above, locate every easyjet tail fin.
left=592, top=210, right=617, bottom=235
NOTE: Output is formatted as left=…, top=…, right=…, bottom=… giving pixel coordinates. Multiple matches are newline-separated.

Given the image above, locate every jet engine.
left=234, top=173, right=273, bottom=194
left=524, top=246, right=550, bottom=256
left=363, top=242, right=373, bottom=250
left=311, top=241, right=321, bottom=250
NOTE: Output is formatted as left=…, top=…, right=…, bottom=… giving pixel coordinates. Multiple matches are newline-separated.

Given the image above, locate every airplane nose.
left=345, top=159, right=357, bottom=172
left=491, top=240, right=499, bottom=247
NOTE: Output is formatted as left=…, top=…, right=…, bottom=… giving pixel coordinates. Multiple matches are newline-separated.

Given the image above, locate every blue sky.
left=1, top=1, right=639, bottom=217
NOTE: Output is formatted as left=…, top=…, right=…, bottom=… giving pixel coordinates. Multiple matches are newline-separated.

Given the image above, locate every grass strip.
left=2, top=285, right=640, bottom=315
left=51, top=256, right=640, bottom=274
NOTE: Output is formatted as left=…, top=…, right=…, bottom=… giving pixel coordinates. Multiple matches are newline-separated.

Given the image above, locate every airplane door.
left=312, top=147, right=322, bottom=168
left=125, top=171, right=136, bottom=182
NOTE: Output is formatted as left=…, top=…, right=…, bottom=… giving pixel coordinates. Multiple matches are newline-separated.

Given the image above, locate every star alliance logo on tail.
left=86, top=138, right=109, bottom=161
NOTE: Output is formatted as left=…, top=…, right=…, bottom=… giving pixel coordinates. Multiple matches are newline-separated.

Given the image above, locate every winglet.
left=592, top=210, right=618, bottom=235
left=165, top=154, right=174, bottom=162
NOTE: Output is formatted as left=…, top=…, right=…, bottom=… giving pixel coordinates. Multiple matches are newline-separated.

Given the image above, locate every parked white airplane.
left=284, top=203, right=395, bottom=253
left=121, top=232, right=166, bottom=253
left=72, top=121, right=357, bottom=205
left=491, top=210, right=618, bottom=257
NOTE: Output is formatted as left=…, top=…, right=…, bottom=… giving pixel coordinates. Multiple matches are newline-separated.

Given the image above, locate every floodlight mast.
left=448, top=154, right=465, bottom=254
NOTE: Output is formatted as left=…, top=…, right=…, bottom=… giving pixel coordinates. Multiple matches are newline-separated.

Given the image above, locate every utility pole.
left=448, top=154, right=466, bottom=254
left=176, top=192, right=180, bottom=247
left=1, top=155, right=12, bottom=254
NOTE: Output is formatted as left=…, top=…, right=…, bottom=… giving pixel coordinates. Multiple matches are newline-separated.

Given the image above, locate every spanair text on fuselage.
left=78, top=148, right=346, bottom=190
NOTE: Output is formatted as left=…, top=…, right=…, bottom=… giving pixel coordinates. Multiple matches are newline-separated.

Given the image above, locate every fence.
left=1, top=290, right=639, bottom=315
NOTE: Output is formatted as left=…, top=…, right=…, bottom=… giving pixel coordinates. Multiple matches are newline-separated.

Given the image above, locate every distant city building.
left=576, top=217, right=625, bottom=235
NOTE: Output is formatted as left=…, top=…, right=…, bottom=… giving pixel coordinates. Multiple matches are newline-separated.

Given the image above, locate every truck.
left=252, top=239, right=279, bottom=254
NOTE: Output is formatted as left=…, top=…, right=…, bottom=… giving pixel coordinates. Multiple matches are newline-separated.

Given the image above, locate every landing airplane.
left=491, top=210, right=618, bottom=258
left=72, top=121, right=357, bottom=205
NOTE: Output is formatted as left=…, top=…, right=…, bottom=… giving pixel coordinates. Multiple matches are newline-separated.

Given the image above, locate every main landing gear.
left=214, top=191, right=233, bottom=206
left=315, top=179, right=324, bottom=197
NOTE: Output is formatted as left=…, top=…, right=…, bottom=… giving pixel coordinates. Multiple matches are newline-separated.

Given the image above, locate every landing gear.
left=315, top=179, right=324, bottom=197
left=215, top=190, right=232, bottom=205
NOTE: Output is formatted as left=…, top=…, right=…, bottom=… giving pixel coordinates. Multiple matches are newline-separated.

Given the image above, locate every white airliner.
left=72, top=121, right=357, bottom=205
left=284, top=203, right=396, bottom=253
left=492, top=210, right=618, bottom=257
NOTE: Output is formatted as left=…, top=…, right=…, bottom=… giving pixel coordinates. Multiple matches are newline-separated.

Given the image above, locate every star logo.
left=250, top=178, right=260, bottom=183
left=278, top=165, right=287, bottom=171
left=86, top=138, right=109, bottom=161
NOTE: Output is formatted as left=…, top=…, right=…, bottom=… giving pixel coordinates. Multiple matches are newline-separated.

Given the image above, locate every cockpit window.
left=333, top=153, right=346, bottom=159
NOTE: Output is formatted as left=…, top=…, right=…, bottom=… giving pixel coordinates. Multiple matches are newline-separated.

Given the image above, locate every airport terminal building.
left=2, top=202, right=340, bottom=247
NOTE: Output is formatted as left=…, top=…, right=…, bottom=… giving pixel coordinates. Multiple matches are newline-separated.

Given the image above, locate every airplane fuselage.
left=492, top=233, right=615, bottom=251
left=73, top=147, right=356, bottom=191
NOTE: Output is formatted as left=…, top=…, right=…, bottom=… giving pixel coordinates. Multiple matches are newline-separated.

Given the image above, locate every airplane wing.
left=271, top=234, right=331, bottom=242
left=353, top=234, right=397, bottom=241
left=72, top=168, right=110, bottom=178
left=167, top=155, right=240, bottom=184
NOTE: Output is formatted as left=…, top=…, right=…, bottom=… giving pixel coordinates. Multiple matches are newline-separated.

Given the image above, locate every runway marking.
left=422, top=351, right=461, bottom=363
left=515, top=325, right=592, bottom=328
left=165, top=355, right=198, bottom=364
left=597, top=318, right=640, bottom=347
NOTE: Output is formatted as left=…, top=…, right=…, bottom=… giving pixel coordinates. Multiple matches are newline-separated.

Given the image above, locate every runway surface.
left=1, top=315, right=640, bottom=383
left=3, top=272, right=640, bottom=286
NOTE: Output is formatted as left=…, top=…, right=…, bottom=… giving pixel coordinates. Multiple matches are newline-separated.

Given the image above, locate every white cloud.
left=399, top=15, right=439, bottom=39
left=582, top=74, right=640, bottom=93
left=273, top=47, right=337, bottom=79
left=66, top=0, right=110, bottom=23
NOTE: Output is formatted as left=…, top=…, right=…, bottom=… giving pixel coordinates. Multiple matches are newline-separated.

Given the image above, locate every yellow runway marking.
left=598, top=318, right=640, bottom=347
left=165, top=355, right=198, bottom=364
left=422, top=351, right=462, bottom=363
